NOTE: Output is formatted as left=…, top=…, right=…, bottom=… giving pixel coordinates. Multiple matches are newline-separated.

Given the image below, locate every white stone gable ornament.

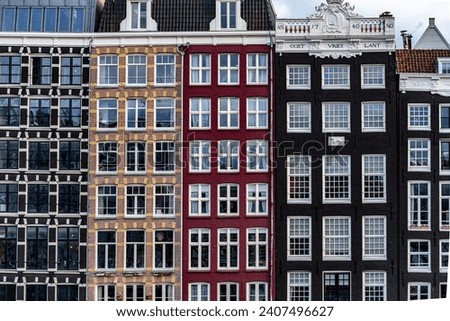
left=310, top=0, right=362, bottom=33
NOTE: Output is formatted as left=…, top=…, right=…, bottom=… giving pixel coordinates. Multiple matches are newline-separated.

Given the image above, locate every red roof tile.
left=396, top=49, right=450, bottom=73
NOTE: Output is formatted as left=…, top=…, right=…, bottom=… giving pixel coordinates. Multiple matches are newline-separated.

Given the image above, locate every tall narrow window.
left=131, top=1, right=148, bottom=29
left=58, top=184, right=80, bottom=214
left=154, top=185, right=174, bottom=216
left=57, top=227, right=79, bottom=270
left=287, top=155, right=311, bottom=203
left=126, top=185, right=146, bottom=217
left=363, top=272, right=386, bottom=301
left=27, top=184, right=49, bottom=213
left=189, top=229, right=210, bottom=270
left=154, top=142, right=175, bottom=173
left=27, top=226, right=48, bottom=270
left=440, top=182, right=450, bottom=229
left=218, top=228, right=239, bottom=270
left=440, top=140, right=450, bottom=173
left=247, top=140, right=268, bottom=172
left=59, top=141, right=80, bottom=171
left=154, top=230, right=174, bottom=270
left=219, top=97, right=239, bottom=128
left=0, top=226, right=17, bottom=269
left=220, top=1, right=237, bottom=29
left=126, top=98, right=146, bottom=129
left=97, top=231, right=116, bottom=270
left=287, top=103, right=311, bottom=132
left=362, top=216, right=386, bottom=260
left=60, top=98, right=81, bottom=127
left=0, top=56, right=21, bottom=84
left=0, top=140, right=18, bottom=169
left=362, top=155, right=386, bottom=202
left=190, top=184, right=210, bottom=216
left=323, top=217, right=351, bottom=260
left=287, top=217, right=311, bottom=260
left=440, top=240, right=449, bottom=273
left=98, top=142, right=118, bottom=172
left=98, top=55, right=118, bottom=86
left=17, top=8, right=30, bottom=32
left=247, top=53, right=268, bottom=84
left=0, top=184, right=18, bottom=213
left=126, top=142, right=146, bottom=173
left=408, top=240, right=430, bottom=272
left=247, top=183, right=268, bottom=215
left=440, top=104, right=450, bottom=132
left=218, top=184, right=239, bottom=216
left=190, top=98, right=210, bottom=129
left=32, top=57, right=51, bottom=85
left=287, top=272, right=311, bottom=301
left=247, top=228, right=268, bottom=269
left=218, top=140, right=239, bottom=172
left=61, top=56, right=82, bottom=85
left=408, top=181, right=430, bottom=229
left=190, top=141, right=210, bottom=172
left=127, top=55, right=147, bottom=85
left=219, top=54, right=239, bottom=84
left=190, top=54, right=211, bottom=85
left=29, top=98, right=50, bottom=127
left=98, top=99, right=118, bottom=129
left=408, top=139, right=430, bottom=171
left=28, top=141, right=49, bottom=170
left=247, top=98, right=268, bottom=129
left=155, top=98, right=175, bottom=129
left=323, top=155, right=351, bottom=202
left=125, top=230, right=145, bottom=270
left=97, top=186, right=117, bottom=217
left=155, top=54, right=175, bottom=85
left=0, top=97, right=20, bottom=127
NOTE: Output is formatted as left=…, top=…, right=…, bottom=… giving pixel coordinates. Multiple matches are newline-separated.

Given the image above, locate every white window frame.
left=218, top=140, right=239, bottom=172
left=218, top=184, right=239, bottom=216
left=218, top=228, right=239, bottom=270
left=437, top=58, right=450, bottom=74
left=189, top=141, right=210, bottom=173
left=96, top=230, right=116, bottom=271
left=323, top=155, right=351, bottom=203
left=362, top=216, right=386, bottom=260
left=153, top=185, right=175, bottom=217
left=361, top=64, right=385, bottom=89
left=153, top=230, right=174, bottom=271
left=322, top=102, right=351, bottom=133
left=363, top=271, right=386, bottom=301
left=153, top=284, right=174, bottom=301
left=98, top=55, right=118, bottom=86
left=440, top=139, right=450, bottom=174
left=362, top=101, right=385, bottom=132
left=125, top=185, right=146, bottom=217
left=323, top=217, right=351, bottom=261
left=189, top=228, right=210, bottom=271
left=219, top=1, right=237, bottom=29
left=125, top=284, right=145, bottom=301
left=287, top=271, right=311, bottom=301
left=287, top=102, right=311, bottom=133
left=154, top=141, right=175, bottom=174
left=154, top=98, right=175, bottom=130
left=287, top=155, right=311, bottom=204
left=247, top=282, right=268, bottom=301
left=408, top=181, right=431, bottom=230
left=287, top=65, right=311, bottom=90
left=246, top=183, right=268, bottom=216
left=126, top=98, right=147, bottom=130
left=408, top=283, right=430, bottom=300
left=189, top=184, right=210, bottom=216
left=96, top=284, right=116, bottom=301
left=218, top=282, right=239, bottom=301
left=439, top=104, right=450, bottom=132
left=190, top=98, right=211, bottom=129
left=247, top=97, right=268, bottom=129
left=440, top=240, right=449, bottom=273
left=408, top=139, right=431, bottom=172
left=190, top=54, right=211, bottom=85
left=362, top=155, right=386, bottom=203
left=218, top=97, right=239, bottom=129
left=322, top=65, right=350, bottom=89
left=124, top=229, right=145, bottom=271
left=246, top=227, right=268, bottom=270
left=155, top=54, right=175, bottom=86
left=408, top=103, right=430, bottom=131
left=408, top=240, right=431, bottom=273
left=189, top=283, right=210, bottom=301
left=247, top=140, right=268, bottom=172
left=440, top=182, right=450, bottom=231
left=218, top=53, right=239, bottom=85
left=96, top=186, right=117, bottom=217
left=287, top=216, right=312, bottom=261
left=125, top=141, right=146, bottom=173
left=97, top=99, right=118, bottom=130
left=126, top=54, right=147, bottom=86
left=129, top=1, right=149, bottom=30
left=247, top=53, right=268, bottom=85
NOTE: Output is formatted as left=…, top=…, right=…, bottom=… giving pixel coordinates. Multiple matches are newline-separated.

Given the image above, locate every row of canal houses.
left=0, top=0, right=448, bottom=301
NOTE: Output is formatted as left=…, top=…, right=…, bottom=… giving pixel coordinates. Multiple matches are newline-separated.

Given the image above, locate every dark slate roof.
left=97, top=0, right=276, bottom=32
left=397, top=49, right=450, bottom=73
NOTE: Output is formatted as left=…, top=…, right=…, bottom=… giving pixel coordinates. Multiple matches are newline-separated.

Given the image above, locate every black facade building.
left=275, top=1, right=399, bottom=300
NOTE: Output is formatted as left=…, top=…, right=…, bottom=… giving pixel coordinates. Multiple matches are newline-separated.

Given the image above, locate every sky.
left=271, top=0, right=450, bottom=48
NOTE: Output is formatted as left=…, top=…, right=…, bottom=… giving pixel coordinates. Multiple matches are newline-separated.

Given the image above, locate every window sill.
left=408, top=225, right=431, bottom=231
left=94, top=271, right=117, bottom=276
left=287, top=199, right=312, bottom=204
left=362, top=256, right=387, bottom=261
left=408, top=268, right=431, bottom=273
left=152, top=270, right=174, bottom=276
left=287, top=256, right=312, bottom=261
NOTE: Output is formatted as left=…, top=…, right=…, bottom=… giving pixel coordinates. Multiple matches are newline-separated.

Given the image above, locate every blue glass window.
left=30, top=7, right=43, bottom=32
left=44, top=8, right=57, bottom=32
left=72, top=8, right=84, bottom=32
left=58, top=8, right=70, bottom=32
left=2, top=8, right=16, bottom=31
left=16, top=7, right=29, bottom=32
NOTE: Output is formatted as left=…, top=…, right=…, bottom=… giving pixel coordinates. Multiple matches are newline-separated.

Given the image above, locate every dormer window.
left=121, top=0, right=157, bottom=32
left=438, top=58, right=450, bottom=74
left=210, top=0, right=246, bottom=31
left=221, top=2, right=236, bottom=29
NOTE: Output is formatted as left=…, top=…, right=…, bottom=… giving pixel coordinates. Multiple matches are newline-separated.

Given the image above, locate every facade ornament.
left=310, top=0, right=362, bottom=19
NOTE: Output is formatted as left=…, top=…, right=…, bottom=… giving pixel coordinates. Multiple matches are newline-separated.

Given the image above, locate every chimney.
left=429, top=18, right=436, bottom=27
left=400, top=30, right=413, bottom=49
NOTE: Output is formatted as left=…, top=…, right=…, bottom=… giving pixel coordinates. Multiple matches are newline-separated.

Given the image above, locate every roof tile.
left=396, top=49, right=450, bottom=73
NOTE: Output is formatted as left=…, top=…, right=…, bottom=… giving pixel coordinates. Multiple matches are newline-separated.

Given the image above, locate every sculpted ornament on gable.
left=310, top=0, right=362, bottom=33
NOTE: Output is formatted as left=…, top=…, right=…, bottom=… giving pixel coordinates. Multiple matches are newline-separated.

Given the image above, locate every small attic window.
left=221, top=1, right=237, bottom=29
left=437, top=58, right=450, bottom=74
left=131, top=1, right=148, bottom=29
left=210, top=0, right=246, bottom=31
